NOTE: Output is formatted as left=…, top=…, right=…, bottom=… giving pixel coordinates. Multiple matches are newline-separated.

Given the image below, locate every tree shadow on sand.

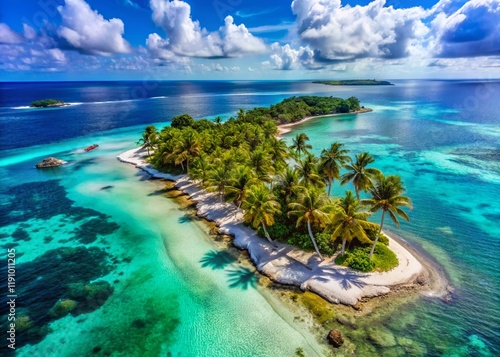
left=315, top=268, right=367, bottom=290
left=199, top=250, right=236, bottom=270
left=226, top=267, right=258, bottom=290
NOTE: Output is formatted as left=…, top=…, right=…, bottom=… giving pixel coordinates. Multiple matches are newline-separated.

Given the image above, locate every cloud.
left=0, top=23, right=25, bottom=44
left=290, top=0, right=427, bottom=61
left=148, top=0, right=267, bottom=58
left=247, top=23, right=294, bottom=34
left=431, top=0, right=500, bottom=57
left=57, top=0, right=131, bottom=55
left=266, top=43, right=319, bottom=70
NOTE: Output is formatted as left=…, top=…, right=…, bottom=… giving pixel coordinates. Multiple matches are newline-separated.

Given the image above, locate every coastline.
left=117, top=146, right=449, bottom=307
left=278, top=108, right=373, bottom=136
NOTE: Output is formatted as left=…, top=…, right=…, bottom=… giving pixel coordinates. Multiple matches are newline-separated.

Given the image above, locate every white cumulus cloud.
left=290, top=0, right=427, bottom=61
left=57, top=0, right=131, bottom=55
left=430, top=0, right=500, bottom=57
left=148, top=0, right=267, bottom=59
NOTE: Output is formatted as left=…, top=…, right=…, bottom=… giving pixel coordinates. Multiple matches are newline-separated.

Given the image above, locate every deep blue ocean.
left=0, top=80, right=499, bottom=356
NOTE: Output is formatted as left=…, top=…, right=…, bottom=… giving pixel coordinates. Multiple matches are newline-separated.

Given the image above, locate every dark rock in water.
left=100, top=185, right=114, bottom=190
left=36, top=157, right=66, bottom=168
left=327, top=329, right=344, bottom=348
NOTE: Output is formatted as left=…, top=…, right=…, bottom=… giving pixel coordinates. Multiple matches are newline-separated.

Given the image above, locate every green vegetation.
left=140, top=96, right=411, bottom=272
left=314, top=80, right=393, bottom=86
left=30, top=99, right=66, bottom=107
left=294, top=291, right=335, bottom=324
left=335, top=243, right=398, bottom=272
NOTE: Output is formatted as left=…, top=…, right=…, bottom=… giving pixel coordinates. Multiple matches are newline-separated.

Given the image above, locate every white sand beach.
left=278, top=108, right=373, bottom=136
left=118, top=147, right=446, bottom=306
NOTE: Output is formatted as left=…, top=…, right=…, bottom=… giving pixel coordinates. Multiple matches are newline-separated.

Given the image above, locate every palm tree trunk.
left=355, top=187, right=360, bottom=200
left=341, top=238, right=347, bottom=255
left=186, top=158, right=189, bottom=173
left=262, top=223, right=276, bottom=247
left=328, top=179, right=332, bottom=196
left=369, top=210, right=385, bottom=259
left=307, top=220, right=323, bottom=261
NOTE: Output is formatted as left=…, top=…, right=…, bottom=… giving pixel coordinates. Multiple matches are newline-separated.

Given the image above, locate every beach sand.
left=118, top=147, right=449, bottom=306
left=278, top=108, right=373, bottom=136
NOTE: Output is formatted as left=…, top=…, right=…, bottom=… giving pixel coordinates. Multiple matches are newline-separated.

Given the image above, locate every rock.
left=36, top=157, right=66, bottom=168
left=16, top=316, right=34, bottom=332
left=327, top=329, right=344, bottom=348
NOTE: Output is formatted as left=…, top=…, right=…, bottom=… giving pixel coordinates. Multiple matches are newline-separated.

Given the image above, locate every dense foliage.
left=241, top=95, right=363, bottom=124
left=30, top=99, right=65, bottom=107
left=139, top=96, right=412, bottom=272
left=314, top=80, right=393, bottom=86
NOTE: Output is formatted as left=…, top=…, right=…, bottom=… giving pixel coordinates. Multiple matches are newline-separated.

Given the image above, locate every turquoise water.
left=1, top=80, right=499, bottom=356
left=0, top=129, right=325, bottom=356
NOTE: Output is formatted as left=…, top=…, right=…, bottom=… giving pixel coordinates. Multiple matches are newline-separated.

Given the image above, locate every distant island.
left=30, top=99, right=69, bottom=108
left=314, top=80, right=394, bottom=86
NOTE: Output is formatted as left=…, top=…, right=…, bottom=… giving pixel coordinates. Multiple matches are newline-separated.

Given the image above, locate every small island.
left=118, top=96, right=442, bottom=310
left=30, top=99, right=69, bottom=108
left=314, top=80, right=394, bottom=86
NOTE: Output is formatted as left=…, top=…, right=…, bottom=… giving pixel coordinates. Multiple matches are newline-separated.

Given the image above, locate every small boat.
left=84, top=144, right=99, bottom=152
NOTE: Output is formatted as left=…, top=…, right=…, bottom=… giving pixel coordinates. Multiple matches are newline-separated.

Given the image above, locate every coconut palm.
left=206, top=164, right=232, bottom=202
left=242, top=185, right=281, bottom=246
left=136, top=125, right=158, bottom=156
left=275, top=167, right=301, bottom=203
left=268, top=137, right=289, bottom=169
left=166, top=130, right=202, bottom=172
left=190, top=153, right=211, bottom=184
left=320, top=142, right=350, bottom=196
left=226, top=166, right=256, bottom=208
left=296, top=153, right=324, bottom=188
left=249, top=148, right=273, bottom=182
left=341, top=152, right=381, bottom=200
left=363, top=175, right=413, bottom=258
left=290, top=133, right=312, bottom=158
left=327, top=191, right=378, bottom=255
left=288, top=186, right=332, bottom=261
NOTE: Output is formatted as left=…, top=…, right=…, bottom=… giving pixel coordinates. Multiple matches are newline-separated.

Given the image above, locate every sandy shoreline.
left=117, top=147, right=449, bottom=306
left=278, top=108, right=373, bottom=136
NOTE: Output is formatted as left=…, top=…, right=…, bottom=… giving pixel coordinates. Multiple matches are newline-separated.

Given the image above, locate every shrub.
left=335, top=247, right=375, bottom=272
left=315, top=232, right=337, bottom=256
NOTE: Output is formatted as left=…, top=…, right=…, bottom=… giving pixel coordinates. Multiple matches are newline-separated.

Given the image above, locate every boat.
left=84, top=144, right=99, bottom=152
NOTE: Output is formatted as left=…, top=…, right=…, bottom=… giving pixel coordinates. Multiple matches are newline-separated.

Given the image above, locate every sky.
left=0, top=0, right=499, bottom=81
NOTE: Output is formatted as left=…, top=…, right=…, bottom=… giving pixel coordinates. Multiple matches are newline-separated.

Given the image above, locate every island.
left=314, top=80, right=394, bottom=86
left=30, top=99, right=69, bottom=108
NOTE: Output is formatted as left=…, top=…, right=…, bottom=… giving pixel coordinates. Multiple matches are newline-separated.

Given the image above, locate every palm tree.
left=226, top=166, right=256, bottom=208
left=320, top=142, right=350, bottom=196
left=363, top=175, right=413, bottom=258
left=268, top=137, right=289, bottom=169
left=288, top=186, right=332, bottom=261
left=296, top=153, right=324, bottom=188
left=275, top=167, right=301, bottom=203
left=206, top=164, right=232, bottom=202
left=290, top=133, right=312, bottom=158
left=341, top=152, right=381, bottom=200
left=242, top=185, right=281, bottom=246
left=136, top=125, right=158, bottom=156
left=327, top=191, right=378, bottom=255
left=168, top=130, right=202, bottom=172
left=190, top=153, right=211, bottom=184
left=249, top=148, right=273, bottom=182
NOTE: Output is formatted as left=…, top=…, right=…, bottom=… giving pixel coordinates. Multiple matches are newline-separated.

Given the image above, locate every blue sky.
left=0, top=0, right=498, bottom=81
